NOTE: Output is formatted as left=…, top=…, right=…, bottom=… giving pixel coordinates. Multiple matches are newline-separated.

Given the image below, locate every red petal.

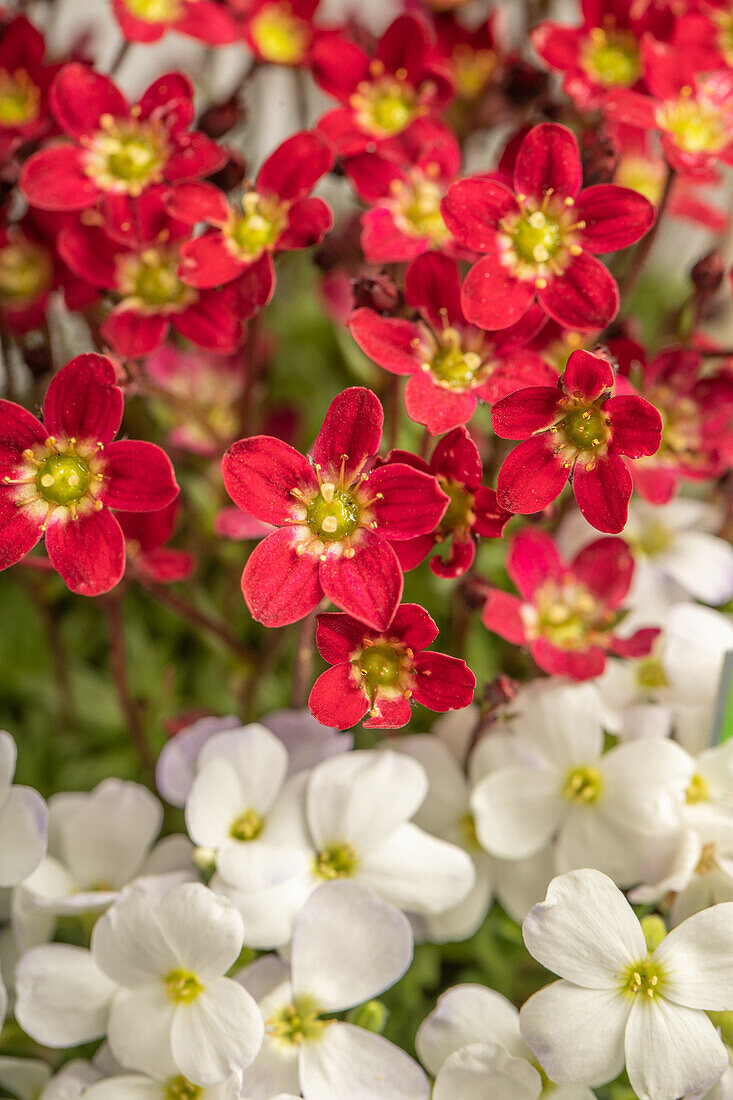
left=631, top=463, right=677, bottom=504
left=478, top=350, right=557, bottom=405
left=605, top=395, right=662, bottom=458
left=20, top=145, right=100, bottom=212
left=604, top=89, right=658, bottom=132
left=575, top=185, right=656, bottom=253
left=58, top=225, right=119, bottom=289
left=44, top=354, right=123, bottom=445
left=0, top=491, right=43, bottom=570
left=138, top=72, right=194, bottom=129
left=537, top=251, right=619, bottom=331
left=101, top=440, right=179, bottom=512
left=344, top=153, right=404, bottom=204
left=368, top=462, right=448, bottom=539
left=222, top=436, right=316, bottom=524
left=116, top=499, right=178, bottom=552
left=228, top=254, right=275, bottom=320
left=376, top=13, right=429, bottom=82
left=441, top=178, right=516, bottom=251
left=496, top=436, right=569, bottom=514
left=166, top=181, right=230, bottom=226
left=491, top=386, right=560, bottom=439
left=0, top=400, right=46, bottom=475
left=319, top=529, right=402, bottom=631
left=481, top=589, right=527, bottom=645
left=178, top=233, right=243, bottom=289
left=312, top=387, right=383, bottom=480
left=507, top=527, right=565, bottom=600
left=348, top=310, right=420, bottom=376
left=531, top=637, right=606, bottom=681
left=404, top=373, right=477, bottom=435
left=431, top=426, right=482, bottom=488
left=641, top=37, right=691, bottom=102
left=50, top=63, right=128, bottom=138
left=431, top=535, right=475, bottom=578
left=571, top=535, right=634, bottom=607
left=412, top=652, right=476, bottom=711
left=390, top=603, right=438, bottom=651
left=101, top=311, right=169, bottom=359
left=278, top=197, right=333, bottom=251
left=461, top=254, right=534, bottom=331
left=45, top=508, right=125, bottom=596
left=362, top=695, right=412, bottom=730
left=135, top=548, right=195, bottom=584
left=609, top=627, right=660, bottom=659
left=310, top=35, right=370, bottom=101
left=164, top=132, right=226, bottom=182
left=309, top=664, right=368, bottom=730
left=405, top=252, right=463, bottom=330
left=562, top=348, right=614, bottom=402
left=256, top=131, right=333, bottom=201
left=472, top=487, right=512, bottom=538
left=530, top=22, right=581, bottom=71
left=176, top=0, right=238, bottom=44
left=315, top=612, right=374, bottom=664
left=513, top=123, right=582, bottom=201
left=572, top=455, right=631, bottom=534
left=173, top=291, right=242, bottom=353
left=242, top=526, right=322, bottom=627
left=392, top=533, right=434, bottom=572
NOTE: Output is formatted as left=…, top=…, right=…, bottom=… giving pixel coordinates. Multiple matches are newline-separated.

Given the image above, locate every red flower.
left=58, top=187, right=254, bottom=358
left=349, top=251, right=553, bottom=436
left=385, top=427, right=512, bottom=577
left=670, top=4, right=733, bottom=72
left=20, top=64, right=225, bottom=211
left=222, top=387, right=449, bottom=630
left=0, top=354, right=179, bottom=596
left=430, top=10, right=502, bottom=107
left=113, top=0, right=238, bottom=44
left=605, top=39, right=733, bottom=175
left=309, top=602, right=475, bottom=729
left=492, top=348, right=662, bottom=533
left=312, top=14, right=454, bottom=157
left=482, top=528, right=659, bottom=681
left=441, top=122, right=655, bottom=332
left=166, top=130, right=333, bottom=297
left=0, top=15, right=59, bottom=159
left=117, top=500, right=195, bottom=584
left=241, top=0, right=327, bottom=66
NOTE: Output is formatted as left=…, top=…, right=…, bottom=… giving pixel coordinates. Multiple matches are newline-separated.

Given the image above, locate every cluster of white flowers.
left=1, top=573, right=733, bottom=1100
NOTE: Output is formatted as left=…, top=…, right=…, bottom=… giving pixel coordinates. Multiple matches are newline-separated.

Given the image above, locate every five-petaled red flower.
left=482, top=528, right=659, bottom=681
left=309, top=602, right=476, bottom=729
left=0, top=354, right=179, bottom=596
left=492, top=348, right=662, bottom=533
left=0, top=15, right=59, bottom=160
left=117, top=499, right=195, bottom=584
left=441, top=122, right=655, bottom=332
left=113, top=0, right=238, bottom=45
left=20, top=64, right=225, bottom=211
left=222, top=387, right=449, bottom=630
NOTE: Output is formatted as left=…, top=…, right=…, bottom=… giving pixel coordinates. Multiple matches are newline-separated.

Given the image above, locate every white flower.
left=238, top=880, right=429, bottom=1100
left=83, top=1069, right=244, bottom=1099
left=519, top=868, right=733, bottom=1100
left=214, top=750, right=475, bottom=947
left=469, top=680, right=691, bottom=886
left=0, top=1058, right=101, bottom=1100
left=91, top=882, right=263, bottom=1086
left=0, top=732, right=47, bottom=887
left=15, top=943, right=118, bottom=1047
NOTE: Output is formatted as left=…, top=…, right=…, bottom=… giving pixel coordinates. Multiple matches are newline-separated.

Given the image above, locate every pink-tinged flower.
left=430, top=10, right=502, bottom=107
left=19, top=64, right=225, bottom=211
left=629, top=345, right=733, bottom=504
left=441, top=122, right=655, bottom=332
left=117, top=500, right=195, bottom=584
left=58, top=187, right=254, bottom=358
left=221, top=387, right=449, bottom=630
left=309, top=603, right=475, bottom=729
left=384, top=427, right=512, bottom=577
left=0, top=15, right=59, bottom=159
left=482, top=528, right=659, bottom=681
left=113, top=0, right=238, bottom=44
left=605, top=38, right=733, bottom=175
left=0, top=354, right=178, bottom=596
left=492, top=348, right=662, bottom=534
left=670, top=3, right=733, bottom=71
left=349, top=251, right=553, bottom=436
left=166, top=130, right=333, bottom=297
left=240, top=0, right=328, bottom=66
left=311, top=14, right=454, bottom=157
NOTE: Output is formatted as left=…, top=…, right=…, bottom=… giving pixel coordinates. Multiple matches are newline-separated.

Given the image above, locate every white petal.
left=240, top=1035, right=300, bottom=1100
left=15, top=944, right=117, bottom=1046
left=657, top=531, right=733, bottom=605
left=92, top=890, right=177, bottom=987
left=554, top=809, right=648, bottom=887
left=83, top=1076, right=163, bottom=1100
left=171, top=978, right=264, bottom=1086
left=156, top=717, right=241, bottom=808
left=156, top=883, right=244, bottom=981
left=387, top=736, right=468, bottom=836
left=357, top=823, right=475, bottom=915
left=107, top=986, right=178, bottom=1079
left=299, top=1022, right=429, bottom=1100
left=213, top=866, right=312, bottom=951
left=186, top=759, right=257, bottom=849
left=509, top=680, right=604, bottom=767
left=236, top=955, right=291, bottom=1001
left=306, top=751, right=427, bottom=852
left=653, top=903, right=733, bottom=1010
left=625, top=997, right=727, bottom=1100
left=493, top=846, right=555, bottom=925
left=522, top=869, right=646, bottom=987
left=470, top=767, right=562, bottom=860
left=0, top=1055, right=50, bottom=1100
left=42, top=1060, right=102, bottom=1100
left=663, top=606, right=733, bottom=706
left=140, top=834, right=195, bottom=877
left=601, top=739, right=692, bottom=836
left=519, top=980, right=628, bottom=1087
left=416, top=984, right=527, bottom=1074
left=0, top=786, right=47, bottom=886
left=291, top=881, right=413, bottom=1011
left=264, top=707, right=352, bottom=773
left=0, top=731, right=17, bottom=795
left=198, top=724, right=288, bottom=815
left=433, top=705, right=480, bottom=768
left=433, top=1042, right=541, bottom=1100
left=423, top=857, right=493, bottom=944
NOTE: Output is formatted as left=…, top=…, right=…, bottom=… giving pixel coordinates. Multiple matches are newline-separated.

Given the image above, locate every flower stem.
left=617, top=165, right=675, bottom=308
left=290, top=609, right=318, bottom=708
left=103, top=592, right=156, bottom=779
left=139, top=580, right=254, bottom=663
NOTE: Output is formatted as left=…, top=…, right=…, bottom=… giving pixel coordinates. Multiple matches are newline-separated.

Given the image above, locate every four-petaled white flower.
left=0, top=732, right=47, bottom=888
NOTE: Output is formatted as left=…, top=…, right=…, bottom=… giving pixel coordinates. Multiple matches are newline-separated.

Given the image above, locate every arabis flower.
left=222, top=387, right=449, bottom=630
left=520, top=869, right=733, bottom=1100
left=84, top=1068, right=244, bottom=1099
left=492, top=348, right=662, bottom=533
left=442, top=123, right=654, bottom=331
left=0, top=354, right=179, bottom=595
left=0, top=731, right=47, bottom=887
left=238, top=881, right=429, bottom=1100
left=309, top=603, right=476, bottom=729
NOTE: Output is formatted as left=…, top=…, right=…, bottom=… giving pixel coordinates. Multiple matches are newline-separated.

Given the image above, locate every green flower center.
left=373, top=91, right=413, bottom=134
left=307, top=485, right=360, bottom=541
left=430, top=342, right=482, bottom=390
left=165, top=969, right=203, bottom=1004
left=353, top=77, right=418, bottom=137
left=36, top=454, right=91, bottom=506
left=0, top=68, right=40, bottom=125
left=268, top=996, right=325, bottom=1045
left=451, top=46, right=497, bottom=101
left=438, top=479, right=474, bottom=534
left=230, top=808, right=264, bottom=841
left=134, top=260, right=187, bottom=307
left=166, top=1077, right=201, bottom=1100
left=562, top=765, right=603, bottom=805
left=108, top=138, right=159, bottom=181
left=231, top=204, right=281, bottom=257
left=0, top=242, right=52, bottom=304
left=686, top=773, right=709, bottom=804
left=634, top=522, right=672, bottom=557
left=313, top=841, right=359, bottom=880
left=623, top=957, right=665, bottom=1000
left=250, top=3, right=309, bottom=64
left=634, top=655, right=669, bottom=690
left=399, top=180, right=449, bottom=242
left=533, top=581, right=606, bottom=650
left=511, top=210, right=562, bottom=265
left=583, top=28, right=640, bottom=88
left=460, top=812, right=480, bottom=850
left=658, top=95, right=728, bottom=153
left=125, top=0, right=182, bottom=22
left=561, top=407, right=610, bottom=451
left=358, top=643, right=403, bottom=688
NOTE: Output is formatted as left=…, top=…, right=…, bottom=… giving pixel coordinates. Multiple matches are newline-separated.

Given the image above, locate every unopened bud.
left=347, top=1000, right=389, bottom=1033
left=640, top=914, right=667, bottom=953
left=198, top=96, right=243, bottom=139
left=207, top=148, right=246, bottom=192
left=691, top=251, right=724, bottom=295
left=352, top=273, right=401, bottom=314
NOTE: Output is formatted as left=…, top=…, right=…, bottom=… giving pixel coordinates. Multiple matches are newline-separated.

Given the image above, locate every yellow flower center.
left=124, top=0, right=183, bottom=22
left=0, top=68, right=40, bottom=126
left=36, top=454, right=90, bottom=506
left=561, top=407, right=610, bottom=452
left=84, top=114, right=170, bottom=196
left=696, top=840, right=718, bottom=875
left=657, top=92, right=729, bottom=153
left=307, top=483, right=360, bottom=541
left=634, top=655, right=669, bottom=690
left=512, top=210, right=563, bottom=265
left=166, top=1077, right=201, bottom=1100
left=526, top=579, right=614, bottom=651
left=0, top=240, right=53, bottom=305
left=395, top=177, right=450, bottom=243
left=228, top=192, right=285, bottom=260
left=267, top=996, right=326, bottom=1045
left=230, top=808, right=264, bottom=841
left=165, top=969, right=203, bottom=1004
left=451, top=45, right=497, bottom=101
left=438, top=478, right=475, bottom=535
left=117, top=248, right=195, bottom=314
left=460, top=812, right=480, bottom=850
left=250, top=2, right=310, bottom=64
left=562, top=765, right=603, bottom=804
left=686, top=773, right=709, bottom=804
left=582, top=27, right=641, bottom=88
left=623, top=957, right=665, bottom=1000
left=351, top=74, right=418, bottom=137
left=313, top=841, right=359, bottom=880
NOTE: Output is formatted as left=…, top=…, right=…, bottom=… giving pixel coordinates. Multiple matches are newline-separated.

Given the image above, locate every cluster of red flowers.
left=1, top=0, right=732, bottom=730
